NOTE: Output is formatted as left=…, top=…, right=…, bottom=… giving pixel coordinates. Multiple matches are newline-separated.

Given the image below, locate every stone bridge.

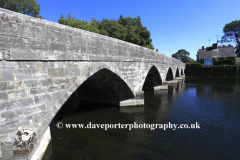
left=0, top=8, right=185, bottom=159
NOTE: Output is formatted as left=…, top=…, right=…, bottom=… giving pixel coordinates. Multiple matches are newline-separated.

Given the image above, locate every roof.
left=198, top=47, right=236, bottom=59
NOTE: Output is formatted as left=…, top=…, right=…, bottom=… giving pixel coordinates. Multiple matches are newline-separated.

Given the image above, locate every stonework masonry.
left=0, top=8, right=185, bottom=159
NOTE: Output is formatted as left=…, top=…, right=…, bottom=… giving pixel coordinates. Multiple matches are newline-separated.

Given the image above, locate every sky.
left=36, top=0, right=240, bottom=60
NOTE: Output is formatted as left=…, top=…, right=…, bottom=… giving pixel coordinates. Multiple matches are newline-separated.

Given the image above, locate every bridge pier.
left=1, top=126, right=51, bottom=160
left=120, top=98, right=144, bottom=106
left=154, top=85, right=168, bottom=90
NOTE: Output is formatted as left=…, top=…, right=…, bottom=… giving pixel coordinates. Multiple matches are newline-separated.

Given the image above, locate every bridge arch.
left=166, top=67, right=174, bottom=81
left=77, top=68, right=135, bottom=105
left=142, top=65, right=162, bottom=90
left=181, top=68, right=184, bottom=75
left=175, top=67, right=180, bottom=78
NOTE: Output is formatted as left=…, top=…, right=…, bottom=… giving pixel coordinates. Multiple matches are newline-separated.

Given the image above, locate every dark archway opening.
left=77, top=68, right=135, bottom=106
left=175, top=68, right=179, bottom=78
left=181, top=69, right=183, bottom=75
left=142, top=66, right=162, bottom=90
left=166, top=68, right=173, bottom=81
left=50, top=68, right=135, bottom=123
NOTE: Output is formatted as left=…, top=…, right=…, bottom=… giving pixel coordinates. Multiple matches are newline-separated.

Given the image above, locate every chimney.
left=202, top=46, right=204, bottom=49
left=212, top=43, right=217, bottom=49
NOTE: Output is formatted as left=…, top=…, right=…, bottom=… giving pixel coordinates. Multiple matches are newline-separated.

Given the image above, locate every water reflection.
left=43, top=77, right=240, bottom=160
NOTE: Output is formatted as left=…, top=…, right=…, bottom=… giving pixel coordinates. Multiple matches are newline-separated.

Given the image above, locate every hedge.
left=185, top=63, right=240, bottom=77
left=213, top=56, right=237, bottom=65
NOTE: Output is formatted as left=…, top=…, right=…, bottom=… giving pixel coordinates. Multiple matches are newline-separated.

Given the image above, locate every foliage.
left=172, top=49, right=194, bottom=63
left=58, top=13, right=99, bottom=33
left=185, top=63, right=239, bottom=77
left=0, top=0, right=43, bottom=18
left=213, top=56, right=236, bottom=65
left=118, top=14, right=154, bottom=49
left=220, top=20, right=240, bottom=56
left=185, top=63, right=203, bottom=76
left=98, top=18, right=127, bottom=39
left=58, top=13, right=154, bottom=50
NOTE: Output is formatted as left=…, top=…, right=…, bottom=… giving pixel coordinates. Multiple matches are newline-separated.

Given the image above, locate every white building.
left=197, top=44, right=236, bottom=66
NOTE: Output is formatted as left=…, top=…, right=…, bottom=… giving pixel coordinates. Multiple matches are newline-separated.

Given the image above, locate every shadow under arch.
left=181, top=68, right=183, bottom=75
left=142, top=66, right=162, bottom=90
left=50, top=68, right=136, bottom=123
left=77, top=68, right=135, bottom=106
left=175, top=67, right=180, bottom=78
left=166, top=67, right=174, bottom=81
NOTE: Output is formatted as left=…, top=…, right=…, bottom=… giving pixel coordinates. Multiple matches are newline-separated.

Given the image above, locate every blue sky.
left=37, top=0, right=240, bottom=60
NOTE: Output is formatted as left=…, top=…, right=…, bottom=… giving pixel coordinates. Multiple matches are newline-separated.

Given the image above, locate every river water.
left=43, top=77, right=240, bottom=160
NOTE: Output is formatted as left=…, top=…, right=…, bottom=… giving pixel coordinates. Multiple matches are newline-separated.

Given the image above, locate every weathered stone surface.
left=31, top=68, right=48, bottom=79
left=52, top=77, right=72, bottom=84
left=34, top=94, right=51, bottom=104
left=47, top=86, right=59, bottom=93
left=47, top=68, right=65, bottom=78
left=8, top=89, right=28, bottom=100
left=0, top=69, right=14, bottom=81
left=1, top=109, right=23, bottom=122
left=0, top=92, right=8, bottom=102
left=0, top=81, right=23, bottom=91
left=14, top=68, right=32, bottom=80
left=65, top=68, right=80, bottom=77
left=41, top=78, right=53, bottom=86
left=23, top=80, right=41, bottom=88
left=23, top=104, right=45, bottom=115
left=0, top=98, right=33, bottom=111
left=0, top=7, right=185, bottom=160
left=30, top=87, right=47, bottom=95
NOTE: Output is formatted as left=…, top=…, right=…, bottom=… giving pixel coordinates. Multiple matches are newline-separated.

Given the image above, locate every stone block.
left=0, top=98, right=33, bottom=111
left=14, top=68, right=32, bottom=80
left=49, top=42, right=67, bottom=52
left=23, top=103, right=45, bottom=115
left=17, top=25, right=38, bottom=39
left=41, top=78, right=53, bottom=86
left=0, top=91, right=8, bottom=102
left=34, top=94, right=51, bottom=104
left=8, top=89, right=28, bottom=100
left=47, top=86, right=59, bottom=93
left=32, top=111, right=47, bottom=125
left=60, top=84, right=67, bottom=91
left=30, top=87, right=47, bottom=95
left=0, top=22, right=18, bottom=36
left=31, top=68, right=48, bottom=79
left=80, top=68, right=89, bottom=77
left=47, top=68, right=65, bottom=78
left=58, top=52, right=73, bottom=60
left=23, top=80, right=41, bottom=88
left=29, top=39, right=49, bottom=51
left=0, top=61, right=17, bottom=69
left=0, top=81, right=23, bottom=91
left=1, top=108, right=23, bottom=122
left=0, top=69, right=14, bottom=81
left=52, top=77, right=71, bottom=84
left=9, top=49, right=39, bottom=60
left=65, top=68, right=80, bottom=77
left=0, top=116, right=31, bottom=135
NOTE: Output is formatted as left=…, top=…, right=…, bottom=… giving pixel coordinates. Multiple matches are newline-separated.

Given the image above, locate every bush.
left=185, top=63, right=239, bottom=77
left=213, top=56, right=236, bottom=65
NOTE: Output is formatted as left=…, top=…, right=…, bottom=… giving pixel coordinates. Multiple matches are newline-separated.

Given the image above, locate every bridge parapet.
left=0, top=8, right=184, bottom=68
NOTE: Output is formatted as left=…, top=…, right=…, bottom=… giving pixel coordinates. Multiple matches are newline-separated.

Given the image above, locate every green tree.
left=98, top=18, right=127, bottom=40
left=0, top=0, right=43, bottom=18
left=172, top=49, right=193, bottom=63
left=220, top=20, right=240, bottom=56
left=118, top=14, right=154, bottom=49
left=58, top=13, right=99, bottom=33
